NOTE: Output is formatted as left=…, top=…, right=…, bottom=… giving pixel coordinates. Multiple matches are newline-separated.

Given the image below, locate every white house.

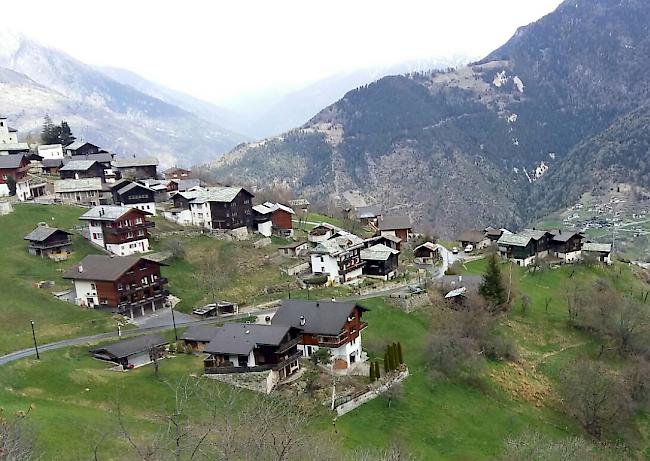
left=79, top=206, right=153, bottom=256
left=37, top=144, right=64, bottom=160
left=0, top=116, right=18, bottom=144
left=310, top=231, right=365, bottom=284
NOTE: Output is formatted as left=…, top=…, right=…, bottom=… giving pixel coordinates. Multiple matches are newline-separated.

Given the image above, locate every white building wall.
left=0, top=120, right=11, bottom=143
left=0, top=184, right=9, bottom=197
left=299, top=333, right=363, bottom=367
left=15, top=180, right=31, bottom=201
left=380, top=230, right=397, bottom=238
left=106, top=238, right=150, bottom=256
left=164, top=209, right=192, bottom=225
left=311, top=253, right=340, bottom=281
left=37, top=145, right=64, bottom=159
left=257, top=220, right=272, bottom=237
left=73, top=280, right=99, bottom=307
left=88, top=222, right=104, bottom=247
left=190, top=203, right=211, bottom=228
left=122, top=202, right=156, bottom=216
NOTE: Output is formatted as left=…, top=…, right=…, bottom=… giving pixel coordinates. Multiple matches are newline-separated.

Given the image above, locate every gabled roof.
left=262, top=201, right=295, bottom=215
left=175, top=179, right=200, bottom=191
left=90, top=334, right=167, bottom=360
left=272, top=300, right=368, bottom=336
left=582, top=242, right=612, bottom=253
left=457, top=230, right=487, bottom=243
left=181, top=325, right=220, bottom=343
left=41, top=158, right=64, bottom=168
left=54, top=178, right=103, bottom=193
left=24, top=226, right=72, bottom=242
left=68, top=153, right=113, bottom=163
left=312, top=231, right=364, bottom=255
left=414, top=242, right=441, bottom=252
left=0, top=154, right=26, bottom=169
left=360, top=243, right=399, bottom=261
left=520, top=229, right=553, bottom=241
left=0, top=143, right=29, bottom=152
left=551, top=230, right=585, bottom=243
left=188, top=186, right=253, bottom=204
left=79, top=205, right=149, bottom=222
left=65, top=140, right=98, bottom=151
left=37, top=144, right=63, bottom=150
left=163, top=167, right=191, bottom=174
left=378, top=215, right=412, bottom=231
left=8, top=126, right=17, bottom=132
left=117, top=182, right=154, bottom=196
left=113, top=156, right=159, bottom=168
left=252, top=204, right=273, bottom=215
left=497, top=233, right=532, bottom=247
left=59, top=160, right=97, bottom=171
left=63, top=255, right=156, bottom=281
left=204, top=323, right=292, bottom=356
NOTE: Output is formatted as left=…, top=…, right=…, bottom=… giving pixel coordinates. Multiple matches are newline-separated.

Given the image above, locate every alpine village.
left=1, top=1, right=650, bottom=460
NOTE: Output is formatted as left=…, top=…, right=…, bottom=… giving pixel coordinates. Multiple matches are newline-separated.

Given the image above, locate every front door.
left=86, top=297, right=95, bottom=308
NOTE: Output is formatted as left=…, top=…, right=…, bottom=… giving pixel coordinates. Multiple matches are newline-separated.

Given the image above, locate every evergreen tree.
left=397, top=342, right=404, bottom=364
left=479, top=253, right=507, bottom=309
left=374, top=361, right=380, bottom=380
left=391, top=343, right=399, bottom=370
left=384, top=351, right=389, bottom=373
left=41, top=114, right=57, bottom=144
left=369, top=361, right=376, bottom=381
left=58, top=121, right=76, bottom=146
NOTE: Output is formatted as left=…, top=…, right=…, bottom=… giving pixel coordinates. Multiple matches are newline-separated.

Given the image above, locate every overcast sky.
left=6, top=0, right=563, bottom=106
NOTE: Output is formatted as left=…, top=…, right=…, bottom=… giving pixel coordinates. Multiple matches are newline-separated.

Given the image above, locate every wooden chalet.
left=59, top=159, right=106, bottom=181
left=377, top=215, right=412, bottom=241
left=202, top=323, right=302, bottom=381
left=113, top=157, right=159, bottom=180
left=79, top=205, right=154, bottom=256
left=63, top=254, right=168, bottom=318
left=111, top=181, right=157, bottom=215
left=457, top=229, right=490, bottom=250
left=497, top=229, right=554, bottom=267
left=272, top=300, right=368, bottom=369
left=360, top=243, right=400, bottom=280
left=413, top=242, right=443, bottom=264
left=0, top=154, right=29, bottom=196
left=582, top=242, right=613, bottom=264
left=24, top=225, right=73, bottom=259
left=65, top=141, right=101, bottom=157
left=550, top=230, right=585, bottom=263
left=163, top=167, right=191, bottom=180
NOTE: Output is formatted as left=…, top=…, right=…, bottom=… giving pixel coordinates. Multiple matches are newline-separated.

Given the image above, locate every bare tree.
left=499, top=430, right=624, bottom=461
left=381, top=382, right=404, bottom=409
left=0, top=409, right=34, bottom=461
left=193, top=245, right=236, bottom=307
left=558, top=359, right=632, bottom=439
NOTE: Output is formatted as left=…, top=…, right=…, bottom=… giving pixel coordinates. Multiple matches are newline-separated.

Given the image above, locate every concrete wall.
left=106, top=238, right=150, bottom=256
left=335, top=368, right=410, bottom=416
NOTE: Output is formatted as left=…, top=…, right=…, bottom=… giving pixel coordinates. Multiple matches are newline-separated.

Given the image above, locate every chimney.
left=299, top=315, right=306, bottom=326
left=78, top=264, right=83, bottom=273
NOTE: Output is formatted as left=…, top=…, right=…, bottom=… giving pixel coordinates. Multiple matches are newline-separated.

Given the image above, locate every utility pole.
left=30, top=320, right=40, bottom=360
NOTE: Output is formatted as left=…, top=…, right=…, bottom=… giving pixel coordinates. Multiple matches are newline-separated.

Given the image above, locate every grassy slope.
left=0, top=204, right=118, bottom=355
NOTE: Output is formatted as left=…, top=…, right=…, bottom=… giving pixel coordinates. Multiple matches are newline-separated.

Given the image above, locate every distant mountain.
left=229, top=56, right=471, bottom=138
left=210, top=0, right=650, bottom=236
left=0, top=31, right=247, bottom=167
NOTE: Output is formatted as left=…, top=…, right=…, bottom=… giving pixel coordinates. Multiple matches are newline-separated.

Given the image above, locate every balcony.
left=276, top=336, right=301, bottom=354
left=118, top=277, right=168, bottom=296
left=116, top=290, right=169, bottom=311
left=105, top=221, right=155, bottom=235
left=27, top=238, right=72, bottom=250
left=204, top=351, right=302, bottom=375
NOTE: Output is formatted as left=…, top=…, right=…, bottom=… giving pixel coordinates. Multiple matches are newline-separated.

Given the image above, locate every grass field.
left=0, top=204, right=119, bottom=355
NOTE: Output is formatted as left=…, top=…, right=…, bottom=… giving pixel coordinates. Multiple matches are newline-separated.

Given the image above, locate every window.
left=90, top=283, right=96, bottom=290
left=141, top=277, right=148, bottom=285
left=135, top=217, right=143, bottom=224
left=127, top=232, right=133, bottom=239
left=118, top=283, right=123, bottom=290
left=137, top=230, right=145, bottom=237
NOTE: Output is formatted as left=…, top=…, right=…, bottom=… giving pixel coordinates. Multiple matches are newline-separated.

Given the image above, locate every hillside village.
left=1, top=111, right=648, bottom=460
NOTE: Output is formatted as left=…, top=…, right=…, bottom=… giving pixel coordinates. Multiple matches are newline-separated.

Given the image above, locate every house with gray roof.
left=310, top=230, right=365, bottom=284
left=360, top=243, right=400, bottom=280
left=59, top=159, right=106, bottom=181
left=79, top=205, right=154, bottom=256
left=63, top=254, right=168, bottom=318
left=202, top=323, right=302, bottom=384
left=378, top=215, right=413, bottom=241
left=65, top=141, right=100, bottom=157
left=24, top=225, right=73, bottom=258
left=90, top=334, right=168, bottom=369
left=271, top=300, right=369, bottom=369
left=497, top=229, right=554, bottom=267
left=582, top=242, right=612, bottom=264
left=113, top=156, right=159, bottom=180
left=53, top=178, right=104, bottom=206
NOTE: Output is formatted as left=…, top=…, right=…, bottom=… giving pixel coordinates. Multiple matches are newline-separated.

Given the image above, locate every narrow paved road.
left=0, top=307, right=278, bottom=366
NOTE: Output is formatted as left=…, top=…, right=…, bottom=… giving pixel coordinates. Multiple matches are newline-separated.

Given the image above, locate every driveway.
left=133, top=307, right=196, bottom=329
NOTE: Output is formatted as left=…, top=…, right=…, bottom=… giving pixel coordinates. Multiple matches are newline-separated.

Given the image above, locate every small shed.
left=24, top=225, right=73, bottom=259
left=89, top=334, right=168, bottom=369
left=582, top=242, right=612, bottom=264
left=278, top=241, right=310, bottom=257
left=413, top=242, right=442, bottom=264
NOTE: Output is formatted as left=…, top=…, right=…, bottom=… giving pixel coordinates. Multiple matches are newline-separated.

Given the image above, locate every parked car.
left=452, top=246, right=459, bottom=254
left=464, top=244, right=473, bottom=253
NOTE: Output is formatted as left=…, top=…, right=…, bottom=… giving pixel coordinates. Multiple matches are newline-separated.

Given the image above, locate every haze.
left=5, top=0, right=563, bottom=108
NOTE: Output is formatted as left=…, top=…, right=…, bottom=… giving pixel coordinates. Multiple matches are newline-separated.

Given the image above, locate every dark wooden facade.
left=96, top=260, right=167, bottom=315
left=208, top=189, right=254, bottom=229
left=113, top=183, right=155, bottom=206
left=100, top=209, right=154, bottom=246
left=271, top=208, right=293, bottom=230
left=66, top=143, right=100, bottom=157
left=300, top=306, right=367, bottom=349
left=59, top=162, right=106, bottom=181
left=0, top=155, right=29, bottom=185
left=363, top=253, right=399, bottom=278
left=26, top=229, right=73, bottom=258
left=117, top=164, right=158, bottom=180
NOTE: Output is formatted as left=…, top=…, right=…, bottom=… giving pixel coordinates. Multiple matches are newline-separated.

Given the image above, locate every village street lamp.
left=30, top=320, right=40, bottom=360
left=170, top=302, right=178, bottom=341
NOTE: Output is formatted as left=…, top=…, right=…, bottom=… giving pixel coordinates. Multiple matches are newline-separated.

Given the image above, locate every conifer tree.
left=374, top=361, right=380, bottom=380
left=58, top=120, right=76, bottom=146
left=384, top=351, right=390, bottom=373
left=369, top=361, right=376, bottom=381
left=41, top=114, right=57, bottom=144
left=397, top=342, right=404, bottom=364
left=479, top=253, right=507, bottom=310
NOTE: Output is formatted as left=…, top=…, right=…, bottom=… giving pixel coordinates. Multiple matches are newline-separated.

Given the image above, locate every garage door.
left=128, top=352, right=152, bottom=368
